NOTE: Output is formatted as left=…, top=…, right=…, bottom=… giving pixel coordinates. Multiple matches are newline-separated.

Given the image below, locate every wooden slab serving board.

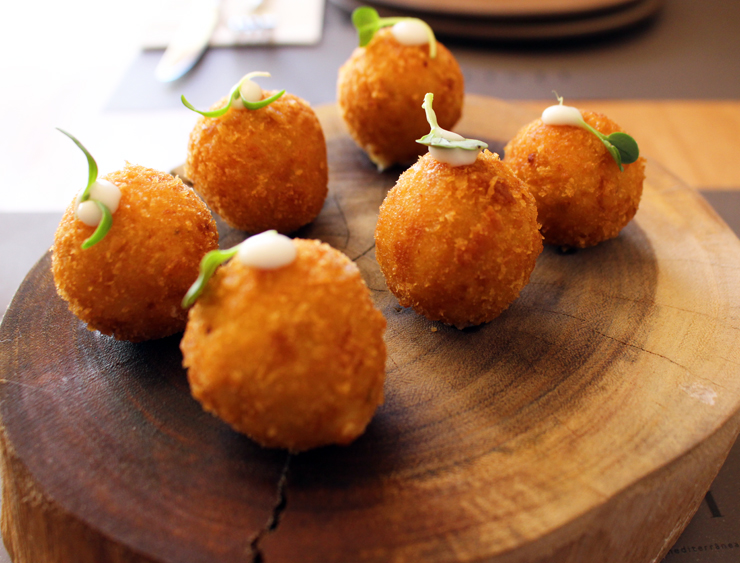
left=2, top=96, right=740, bottom=563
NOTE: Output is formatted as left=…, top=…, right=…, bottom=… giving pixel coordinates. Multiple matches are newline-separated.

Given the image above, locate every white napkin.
left=141, top=0, right=325, bottom=48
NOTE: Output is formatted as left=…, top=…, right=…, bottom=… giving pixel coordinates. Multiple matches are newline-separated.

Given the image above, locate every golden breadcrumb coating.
left=337, top=28, right=464, bottom=171
left=185, top=91, right=328, bottom=233
left=52, top=164, right=219, bottom=342
left=375, top=151, right=542, bottom=328
left=504, top=111, right=646, bottom=248
left=181, top=239, right=386, bottom=452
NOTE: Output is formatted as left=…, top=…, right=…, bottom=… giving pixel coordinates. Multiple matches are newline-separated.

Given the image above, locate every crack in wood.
left=0, top=378, right=57, bottom=397
left=657, top=257, right=740, bottom=270
left=354, top=243, right=376, bottom=262
left=332, top=193, right=351, bottom=250
left=519, top=304, right=728, bottom=388
left=368, top=287, right=390, bottom=293
left=717, top=355, right=740, bottom=367
left=579, top=289, right=729, bottom=323
left=249, top=453, right=292, bottom=563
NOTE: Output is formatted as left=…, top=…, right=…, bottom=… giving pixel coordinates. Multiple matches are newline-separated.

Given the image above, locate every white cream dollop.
left=77, top=200, right=103, bottom=226
left=237, top=231, right=297, bottom=270
left=429, top=130, right=481, bottom=167
left=541, top=104, right=584, bottom=127
left=392, top=20, right=429, bottom=46
left=232, top=71, right=272, bottom=110
left=75, top=179, right=121, bottom=226
left=236, top=79, right=263, bottom=107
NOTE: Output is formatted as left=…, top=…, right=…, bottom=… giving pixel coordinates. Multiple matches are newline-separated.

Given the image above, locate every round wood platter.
left=3, top=95, right=740, bottom=563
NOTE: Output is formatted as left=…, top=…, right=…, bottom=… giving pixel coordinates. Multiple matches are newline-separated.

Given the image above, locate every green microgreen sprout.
left=182, top=246, right=240, bottom=308
left=552, top=93, right=639, bottom=172
left=352, top=6, right=437, bottom=58
left=57, top=128, right=114, bottom=249
left=182, top=230, right=295, bottom=308
left=416, top=93, right=488, bottom=151
left=83, top=202, right=113, bottom=249
left=181, top=71, right=286, bottom=117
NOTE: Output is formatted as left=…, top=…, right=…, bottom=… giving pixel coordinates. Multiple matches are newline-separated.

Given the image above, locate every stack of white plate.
left=330, top=0, right=665, bottom=41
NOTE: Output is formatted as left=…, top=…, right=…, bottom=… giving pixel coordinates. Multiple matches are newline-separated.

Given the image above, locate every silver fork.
left=227, top=0, right=277, bottom=33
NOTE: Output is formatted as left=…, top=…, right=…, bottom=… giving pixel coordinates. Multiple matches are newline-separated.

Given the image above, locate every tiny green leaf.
left=351, top=7, right=437, bottom=58
left=58, top=129, right=117, bottom=248
left=601, top=139, right=624, bottom=171
left=606, top=132, right=640, bottom=164
left=182, top=247, right=240, bottom=308
left=81, top=201, right=113, bottom=249
left=352, top=6, right=380, bottom=28
left=417, top=134, right=487, bottom=151
left=182, top=73, right=284, bottom=116
left=181, top=87, right=236, bottom=118
left=550, top=95, right=640, bottom=172
left=352, top=6, right=381, bottom=46
left=416, top=93, right=488, bottom=151
left=242, top=89, right=286, bottom=110
left=421, top=92, right=439, bottom=132
left=581, top=120, right=639, bottom=172
left=57, top=128, right=98, bottom=200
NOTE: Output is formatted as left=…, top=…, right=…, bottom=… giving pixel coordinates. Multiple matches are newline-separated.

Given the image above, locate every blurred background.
left=0, top=1, right=739, bottom=561
left=1, top=0, right=738, bottom=214
left=4, top=0, right=738, bottom=311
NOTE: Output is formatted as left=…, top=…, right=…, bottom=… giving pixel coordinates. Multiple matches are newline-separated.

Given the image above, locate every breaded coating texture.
left=337, top=28, right=464, bottom=171
left=180, top=239, right=386, bottom=452
left=504, top=111, right=646, bottom=248
left=185, top=92, right=328, bottom=233
left=375, top=151, right=542, bottom=328
left=52, top=164, right=219, bottom=342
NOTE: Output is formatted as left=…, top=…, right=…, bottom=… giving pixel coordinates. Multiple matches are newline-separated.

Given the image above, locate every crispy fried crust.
left=504, top=111, right=646, bottom=248
left=52, top=164, right=219, bottom=342
left=185, top=92, right=328, bottom=233
left=375, top=151, right=542, bottom=328
left=337, top=28, right=464, bottom=171
left=180, top=239, right=387, bottom=452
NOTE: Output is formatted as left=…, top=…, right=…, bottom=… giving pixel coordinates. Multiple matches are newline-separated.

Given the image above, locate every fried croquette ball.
left=185, top=91, right=328, bottom=234
left=504, top=110, right=646, bottom=248
left=375, top=151, right=542, bottom=328
left=180, top=239, right=387, bottom=452
left=52, top=164, right=219, bottom=342
left=337, top=28, right=464, bottom=171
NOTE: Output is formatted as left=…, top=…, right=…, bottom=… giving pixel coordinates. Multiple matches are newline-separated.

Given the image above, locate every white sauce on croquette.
left=429, top=130, right=481, bottom=167
left=541, top=104, right=585, bottom=127
left=392, top=20, right=429, bottom=46
left=75, top=179, right=121, bottom=226
left=237, top=231, right=297, bottom=269
left=236, top=79, right=263, bottom=107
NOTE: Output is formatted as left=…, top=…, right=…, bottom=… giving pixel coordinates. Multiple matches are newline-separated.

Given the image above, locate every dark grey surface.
left=663, top=440, right=740, bottom=562
left=0, top=212, right=60, bottom=321
left=108, top=0, right=740, bottom=112
left=700, top=191, right=740, bottom=235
